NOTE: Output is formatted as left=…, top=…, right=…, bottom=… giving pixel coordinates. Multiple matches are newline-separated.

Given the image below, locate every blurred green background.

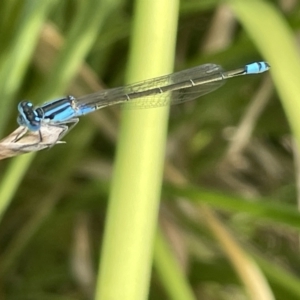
left=0, top=0, right=300, bottom=299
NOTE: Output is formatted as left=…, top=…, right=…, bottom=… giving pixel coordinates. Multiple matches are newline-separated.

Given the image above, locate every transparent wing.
left=75, top=64, right=226, bottom=110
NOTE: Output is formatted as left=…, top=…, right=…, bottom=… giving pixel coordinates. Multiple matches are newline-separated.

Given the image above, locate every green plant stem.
left=96, top=0, right=179, bottom=299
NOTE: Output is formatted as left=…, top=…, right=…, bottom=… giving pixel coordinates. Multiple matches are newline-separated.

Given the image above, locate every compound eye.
left=17, top=101, right=42, bottom=131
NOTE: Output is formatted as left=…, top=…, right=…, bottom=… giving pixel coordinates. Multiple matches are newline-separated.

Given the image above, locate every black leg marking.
left=13, top=127, right=28, bottom=142
left=46, top=118, right=79, bottom=149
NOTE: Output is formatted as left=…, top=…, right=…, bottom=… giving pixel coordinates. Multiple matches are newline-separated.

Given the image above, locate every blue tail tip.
left=247, top=61, right=270, bottom=74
